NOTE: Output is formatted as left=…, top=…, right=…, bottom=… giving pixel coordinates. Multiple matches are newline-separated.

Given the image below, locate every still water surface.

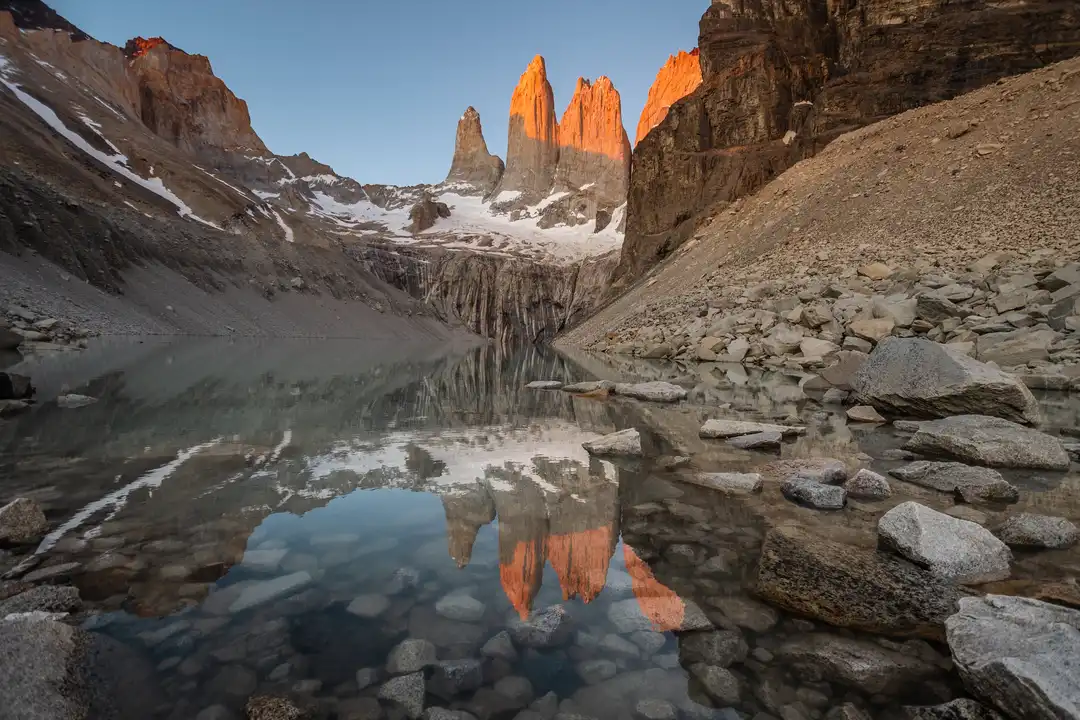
left=1, top=338, right=1078, bottom=720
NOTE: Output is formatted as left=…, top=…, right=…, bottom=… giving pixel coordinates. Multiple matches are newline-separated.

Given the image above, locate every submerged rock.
left=228, top=572, right=312, bottom=613
left=683, top=473, right=762, bottom=494
left=583, top=428, right=642, bottom=457
left=849, top=338, right=1041, bottom=425
left=387, top=638, right=438, bottom=674
left=903, top=415, right=1070, bottom=470
left=777, top=633, right=939, bottom=694
left=946, top=595, right=1080, bottom=720
left=903, top=699, right=1005, bottom=720
left=728, top=430, right=782, bottom=450
left=379, top=672, right=427, bottom=719
left=993, top=514, right=1078, bottom=550
left=878, top=502, right=1012, bottom=584
left=700, top=418, right=806, bottom=439
left=614, top=382, right=688, bottom=403
left=246, top=695, right=308, bottom=719
left=0, top=498, right=48, bottom=545
left=508, top=605, right=572, bottom=648
left=526, top=381, right=563, bottom=390
left=781, top=477, right=847, bottom=510
left=754, top=527, right=964, bottom=641
left=890, top=461, right=1019, bottom=503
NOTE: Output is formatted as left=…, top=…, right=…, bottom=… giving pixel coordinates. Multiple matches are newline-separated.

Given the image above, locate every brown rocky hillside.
left=560, top=58, right=1080, bottom=352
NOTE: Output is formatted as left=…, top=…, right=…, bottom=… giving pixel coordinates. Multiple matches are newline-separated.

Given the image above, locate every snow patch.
left=270, top=208, right=294, bottom=243
left=195, top=166, right=254, bottom=201
left=253, top=189, right=279, bottom=200
left=492, top=190, right=522, bottom=203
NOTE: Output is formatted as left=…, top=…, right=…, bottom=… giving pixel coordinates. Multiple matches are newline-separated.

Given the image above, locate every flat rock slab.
left=561, top=380, right=615, bottom=394
left=700, top=419, right=806, bottom=439
left=728, top=430, right=782, bottom=450
left=890, top=461, right=1019, bottom=503
left=850, top=337, right=1041, bottom=425
left=525, top=381, right=563, bottom=390
left=781, top=477, right=847, bottom=510
left=754, top=527, right=964, bottom=641
left=879, top=502, right=1012, bottom=584
left=228, top=571, right=312, bottom=613
left=946, top=595, right=1080, bottom=720
left=582, top=428, right=642, bottom=457
left=903, top=415, right=1070, bottom=470
left=777, top=633, right=939, bottom=695
left=682, top=473, right=763, bottom=494
left=614, top=382, right=688, bottom=403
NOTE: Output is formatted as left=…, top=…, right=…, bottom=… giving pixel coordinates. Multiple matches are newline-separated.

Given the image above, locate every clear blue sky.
left=51, top=0, right=708, bottom=186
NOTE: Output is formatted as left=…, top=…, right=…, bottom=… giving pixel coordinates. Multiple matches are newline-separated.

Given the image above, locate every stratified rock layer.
left=555, top=77, right=631, bottom=204
left=446, top=107, right=504, bottom=195
left=497, top=55, right=560, bottom=197
left=612, top=0, right=1080, bottom=293
left=635, top=49, right=701, bottom=145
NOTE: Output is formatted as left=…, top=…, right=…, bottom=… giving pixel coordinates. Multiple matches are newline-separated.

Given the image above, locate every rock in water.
left=387, top=638, right=438, bottom=674
left=636, top=49, right=701, bottom=144
left=850, top=338, right=1041, bottom=425
left=614, top=382, right=688, bottom=403
left=754, top=527, right=964, bottom=641
left=843, top=469, right=892, bottom=500
left=228, top=572, right=312, bottom=613
left=889, top=461, right=1019, bottom=503
left=378, top=672, right=427, bottom=720
left=847, top=405, right=886, bottom=423
left=683, top=473, right=763, bottom=494
left=555, top=76, right=632, bottom=205
left=993, top=514, right=1078, bottom=550
left=903, top=699, right=1005, bottom=720
left=878, top=502, right=1012, bottom=584
left=903, top=415, right=1070, bottom=470
left=777, top=634, right=938, bottom=694
left=728, top=430, right=782, bottom=450
left=0, top=372, right=34, bottom=400
left=525, top=381, right=563, bottom=390
left=946, top=595, right=1080, bottom=720
left=699, top=419, right=806, bottom=439
left=0, top=498, right=48, bottom=545
left=781, top=477, right=847, bottom=510
left=496, top=55, right=560, bottom=196
left=445, top=106, right=504, bottom=195
left=582, top=428, right=642, bottom=457
left=507, top=605, right=572, bottom=648
left=246, top=696, right=307, bottom=719
left=56, top=394, right=97, bottom=409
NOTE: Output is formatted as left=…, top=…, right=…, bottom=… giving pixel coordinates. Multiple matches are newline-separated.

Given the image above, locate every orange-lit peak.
left=125, top=36, right=170, bottom=59
left=527, top=55, right=548, bottom=75
left=558, top=75, right=629, bottom=161
left=546, top=526, right=616, bottom=604
left=500, top=539, right=545, bottom=619
left=635, top=48, right=703, bottom=145
left=623, top=545, right=685, bottom=632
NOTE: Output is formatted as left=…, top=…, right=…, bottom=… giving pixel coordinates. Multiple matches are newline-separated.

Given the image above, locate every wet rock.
left=826, top=704, right=873, bottom=720
left=526, top=381, right=563, bottom=390
left=0, top=498, right=48, bottom=545
left=850, top=338, right=1041, bottom=425
left=781, top=477, right=847, bottom=510
left=577, top=659, right=618, bottom=685
left=243, top=548, right=287, bottom=574
left=976, top=328, right=1060, bottom=368
left=347, top=594, right=391, bottom=619
left=634, top=699, right=677, bottom=720
left=700, top=419, right=805, bottom=439
left=903, top=699, right=1005, bottom=720
left=562, top=381, right=616, bottom=394
left=387, top=638, right=438, bottom=674
left=340, top=698, right=383, bottom=720
left=689, top=664, right=740, bottom=704
left=582, top=429, right=642, bottom=457
left=777, top=634, right=938, bottom=695
left=422, top=709, right=477, bottom=720
left=680, top=630, right=748, bottom=668
left=754, top=527, right=964, bottom=641
left=56, top=394, right=96, bottom=409
left=387, top=567, right=421, bottom=595
left=767, top=458, right=848, bottom=484
left=820, top=351, right=869, bottom=391
left=435, top=593, right=486, bottom=623
left=495, top=676, right=534, bottom=707
left=23, top=562, right=81, bottom=583
left=0, top=400, right=30, bottom=418
left=508, top=605, right=572, bottom=648
left=879, top=502, right=1012, bottom=584
left=0, top=372, right=34, bottom=400
left=993, top=514, right=1078, bottom=550
left=429, top=659, right=484, bottom=700
left=0, top=585, right=81, bottom=616
left=683, top=473, right=762, bottom=494
left=355, top=667, right=381, bottom=691
left=728, top=430, right=782, bottom=450
left=195, top=704, right=237, bottom=720
left=481, top=631, right=517, bottom=661
left=229, top=572, right=312, bottom=613
left=846, top=405, right=885, bottom=423
left=709, top=595, right=778, bottom=632
left=843, top=469, right=892, bottom=500
left=245, top=695, right=309, bottom=720
left=890, top=462, right=1019, bottom=503
left=946, top=595, right=1080, bottom=720
left=614, top=382, right=688, bottom=403
left=903, top=416, right=1070, bottom=470
left=379, top=672, right=426, bottom=719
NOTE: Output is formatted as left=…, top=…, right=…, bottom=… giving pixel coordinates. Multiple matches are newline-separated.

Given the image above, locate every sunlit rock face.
left=445, top=106, right=505, bottom=196
left=623, top=545, right=685, bottom=631
left=496, top=55, right=561, bottom=197
left=634, top=49, right=701, bottom=145
left=554, top=76, right=631, bottom=204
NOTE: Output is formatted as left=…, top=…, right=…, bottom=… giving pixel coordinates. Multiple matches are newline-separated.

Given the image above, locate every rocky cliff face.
left=446, top=106, right=504, bottom=195
left=555, top=77, right=631, bottom=205
left=124, top=35, right=267, bottom=157
left=611, top=0, right=1080, bottom=294
left=634, top=49, right=701, bottom=145
left=496, top=55, right=560, bottom=197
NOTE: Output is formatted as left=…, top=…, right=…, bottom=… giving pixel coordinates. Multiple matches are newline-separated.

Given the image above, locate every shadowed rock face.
left=555, top=77, right=631, bottom=205
left=634, top=49, right=701, bottom=145
left=611, top=0, right=1080, bottom=294
left=446, top=107, right=505, bottom=196
left=497, top=55, right=560, bottom=196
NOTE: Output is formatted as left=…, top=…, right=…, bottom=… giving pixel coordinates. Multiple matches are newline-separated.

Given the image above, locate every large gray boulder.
left=781, top=477, right=847, bottom=510
left=903, top=416, right=1070, bottom=470
left=582, top=429, right=642, bottom=457
left=878, top=502, right=1012, bottom=584
left=946, top=595, right=1080, bottom=720
left=613, top=382, right=687, bottom=403
left=904, top=699, right=1006, bottom=720
left=993, top=514, right=1078, bottom=550
left=683, top=473, right=762, bottom=494
left=777, top=633, right=939, bottom=694
left=889, top=462, right=1019, bottom=503
left=699, top=419, right=806, bottom=439
left=850, top=338, right=1041, bottom=425
left=0, top=498, right=48, bottom=545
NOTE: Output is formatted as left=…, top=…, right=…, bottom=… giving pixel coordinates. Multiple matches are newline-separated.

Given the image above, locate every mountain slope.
left=559, top=58, right=1080, bottom=349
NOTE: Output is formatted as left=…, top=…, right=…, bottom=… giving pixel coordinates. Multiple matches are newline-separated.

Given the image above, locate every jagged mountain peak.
left=635, top=47, right=701, bottom=145
left=0, top=0, right=87, bottom=39
left=124, top=36, right=178, bottom=59
left=446, top=105, right=504, bottom=194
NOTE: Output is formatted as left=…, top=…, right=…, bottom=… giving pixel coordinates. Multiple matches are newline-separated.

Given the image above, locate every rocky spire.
left=445, top=106, right=505, bottom=195
left=124, top=35, right=267, bottom=156
left=545, top=525, right=615, bottom=604
left=496, top=55, right=560, bottom=197
left=635, top=49, right=701, bottom=145
left=555, top=76, right=631, bottom=204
